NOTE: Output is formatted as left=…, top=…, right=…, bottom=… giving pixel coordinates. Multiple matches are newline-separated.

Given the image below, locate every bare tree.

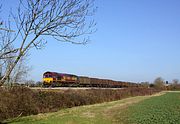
left=172, top=79, right=179, bottom=85
left=0, top=0, right=96, bottom=85
left=154, top=77, right=165, bottom=89
left=11, top=55, right=31, bottom=84
left=171, top=79, right=179, bottom=90
left=0, top=28, right=18, bottom=79
left=0, top=5, right=20, bottom=83
left=24, top=79, right=35, bottom=87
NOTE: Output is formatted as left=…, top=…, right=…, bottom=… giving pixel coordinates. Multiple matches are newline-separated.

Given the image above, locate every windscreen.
left=43, top=73, right=52, bottom=78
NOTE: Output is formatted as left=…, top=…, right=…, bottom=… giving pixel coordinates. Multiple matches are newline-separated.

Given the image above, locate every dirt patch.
left=81, top=111, right=95, bottom=118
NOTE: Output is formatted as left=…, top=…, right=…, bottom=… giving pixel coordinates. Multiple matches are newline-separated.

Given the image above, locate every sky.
left=1, top=0, right=180, bottom=83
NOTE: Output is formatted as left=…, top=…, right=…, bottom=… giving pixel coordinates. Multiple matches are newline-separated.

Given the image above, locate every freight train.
left=43, top=71, right=140, bottom=88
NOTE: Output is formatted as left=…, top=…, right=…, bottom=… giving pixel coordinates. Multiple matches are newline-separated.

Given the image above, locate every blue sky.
left=2, top=0, right=180, bottom=83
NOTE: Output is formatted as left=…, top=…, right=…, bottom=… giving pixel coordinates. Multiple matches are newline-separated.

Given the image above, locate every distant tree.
left=24, top=80, right=35, bottom=87
left=154, top=77, right=165, bottom=89
left=171, top=79, right=180, bottom=90
left=0, top=0, right=96, bottom=86
left=141, top=82, right=149, bottom=88
left=36, top=81, right=42, bottom=87
left=172, top=79, right=179, bottom=85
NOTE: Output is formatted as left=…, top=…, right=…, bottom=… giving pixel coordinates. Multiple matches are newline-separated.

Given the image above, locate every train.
left=43, top=71, right=141, bottom=88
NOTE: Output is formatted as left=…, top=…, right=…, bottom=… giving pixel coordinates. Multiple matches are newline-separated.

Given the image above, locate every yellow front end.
left=43, top=78, right=53, bottom=85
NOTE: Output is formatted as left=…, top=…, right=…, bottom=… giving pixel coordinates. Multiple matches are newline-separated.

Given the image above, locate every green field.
left=123, top=92, right=180, bottom=124
left=5, top=92, right=180, bottom=124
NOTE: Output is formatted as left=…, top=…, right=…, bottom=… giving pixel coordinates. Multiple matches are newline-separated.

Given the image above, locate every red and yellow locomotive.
left=43, top=71, right=78, bottom=87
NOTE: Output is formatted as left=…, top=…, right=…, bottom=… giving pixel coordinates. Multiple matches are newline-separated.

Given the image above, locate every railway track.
left=30, top=87, right=124, bottom=90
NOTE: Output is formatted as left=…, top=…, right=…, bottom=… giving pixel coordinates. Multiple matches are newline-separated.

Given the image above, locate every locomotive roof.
left=44, top=71, right=78, bottom=77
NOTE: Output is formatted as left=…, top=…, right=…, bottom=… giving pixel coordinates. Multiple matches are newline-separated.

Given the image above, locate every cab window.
left=44, top=74, right=52, bottom=78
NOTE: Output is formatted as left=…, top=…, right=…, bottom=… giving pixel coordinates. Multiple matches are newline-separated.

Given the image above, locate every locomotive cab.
left=43, top=72, right=54, bottom=85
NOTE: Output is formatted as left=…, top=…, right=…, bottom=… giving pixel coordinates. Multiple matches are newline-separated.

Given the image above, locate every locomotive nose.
left=43, top=78, right=53, bottom=83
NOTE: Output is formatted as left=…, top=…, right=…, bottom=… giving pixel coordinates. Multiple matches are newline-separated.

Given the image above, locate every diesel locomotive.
left=43, top=71, right=140, bottom=88
left=43, top=71, right=79, bottom=87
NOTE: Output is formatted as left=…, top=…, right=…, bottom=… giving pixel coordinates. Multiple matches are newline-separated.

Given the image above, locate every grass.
left=121, top=92, right=180, bottom=124
left=6, top=92, right=180, bottom=124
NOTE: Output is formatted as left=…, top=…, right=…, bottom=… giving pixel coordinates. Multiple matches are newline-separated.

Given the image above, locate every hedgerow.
left=0, top=86, right=160, bottom=122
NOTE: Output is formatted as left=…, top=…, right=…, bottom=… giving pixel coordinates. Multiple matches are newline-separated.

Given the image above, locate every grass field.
left=122, top=91, right=180, bottom=124
left=5, top=92, right=180, bottom=124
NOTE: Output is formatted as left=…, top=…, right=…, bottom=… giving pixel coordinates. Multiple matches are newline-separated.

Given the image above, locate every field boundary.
left=5, top=91, right=166, bottom=124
